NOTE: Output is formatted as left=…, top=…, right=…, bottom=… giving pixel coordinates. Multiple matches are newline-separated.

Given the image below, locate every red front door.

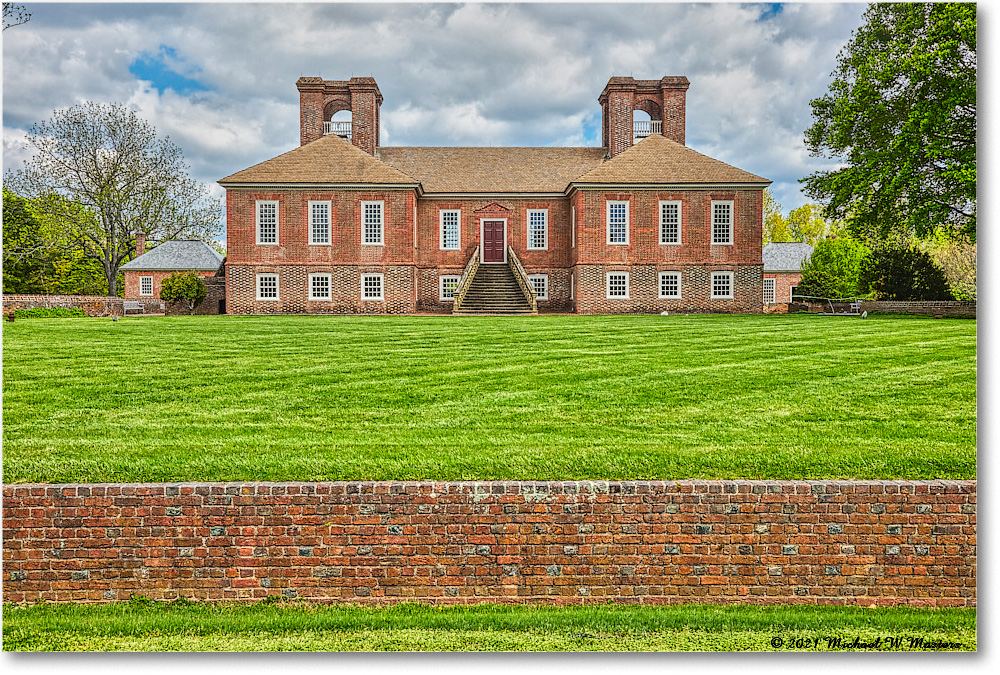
left=482, top=220, right=505, bottom=263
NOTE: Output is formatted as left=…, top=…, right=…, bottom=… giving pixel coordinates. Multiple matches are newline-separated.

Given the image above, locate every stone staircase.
left=453, top=264, right=536, bottom=315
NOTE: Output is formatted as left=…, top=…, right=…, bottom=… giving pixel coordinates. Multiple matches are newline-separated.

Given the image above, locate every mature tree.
left=160, top=272, right=207, bottom=314
left=2, top=3, right=31, bottom=30
left=2, top=189, right=107, bottom=295
left=796, top=236, right=869, bottom=299
left=762, top=189, right=791, bottom=244
left=5, top=102, right=222, bottom=296
left=925, top=236, right=976, bottom=301
left=858, top=245, right=952, bottom=301
left=802, top=3, right=976, bottom=242
left=762, top=190, right=841, bottom=246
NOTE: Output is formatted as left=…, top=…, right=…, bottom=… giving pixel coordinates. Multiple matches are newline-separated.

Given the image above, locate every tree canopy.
left=795, top=236, right=869, bottom=299
left=802, top=3, right=976, bottom=242
left=5, top=102, right=221, bottom=296
left=763, top=189, right=841, bottom=246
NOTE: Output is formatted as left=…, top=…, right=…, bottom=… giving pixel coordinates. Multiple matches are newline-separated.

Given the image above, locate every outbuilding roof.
left=762, top=242, right=814, bottom=272
left=120, top=240, right=224, bottom=271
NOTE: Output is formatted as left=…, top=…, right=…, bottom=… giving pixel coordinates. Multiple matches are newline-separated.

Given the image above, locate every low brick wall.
left=860, top=301, right=976, bottom=318
left=2, top=294, right=124, bottom=317
left=2, top=481, right=975, bottom=606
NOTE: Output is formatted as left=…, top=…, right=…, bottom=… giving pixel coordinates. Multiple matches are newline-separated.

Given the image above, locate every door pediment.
left=474, top=202, right=511, bottom=213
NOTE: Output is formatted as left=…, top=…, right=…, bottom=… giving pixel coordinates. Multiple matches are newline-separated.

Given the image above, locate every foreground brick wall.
left=2, top=481, right=974, bottom=606
left=2, top=294, right=124, bottom=317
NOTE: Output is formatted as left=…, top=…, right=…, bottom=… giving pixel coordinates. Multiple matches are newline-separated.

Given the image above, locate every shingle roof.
left=218, top=133, right=418, bottom=185
left=762, top=242, right=814, bottom=272
left=376, top=147, right=607, bottom=193
left=121, top=240, right=224, bottom=271
left=572, top=134, right=769, bottom=185
left=219, top=133, right=768, bottom=192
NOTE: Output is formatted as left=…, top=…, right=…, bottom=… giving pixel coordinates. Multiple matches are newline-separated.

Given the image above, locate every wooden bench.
left=123, top=300, right=145, bottom=315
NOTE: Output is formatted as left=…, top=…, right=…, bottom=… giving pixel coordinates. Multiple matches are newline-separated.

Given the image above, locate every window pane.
left=258, top=274, right=278, bottom=299
left=364, top=202, right=383, bottom=244
left=763, top=278, right=775, bottom=304
left=258, top=202, right=277, bottom=243
left=440, top=275, right=459, bottom=300
left=660, top=202, right=679, bottom=244
left=712, top=273, right=732, bottom=298
left=608, top=273, right=628, bottom=297
left=362, top=274, right=383, bottom=299
left=660, top=272, right=680, bottom=298
left=529, top=275, right=547, bottom=299
left=608, top=202, right=627, bottom=244
left=311, top=203, right=330, bottom=244
left=712, top=202, right=732, bottom=244
left=529, top=211, right=547, bottom=249
left=311, top=274, right=331, bottom=299
left=441, top=211, right=459, bottom=249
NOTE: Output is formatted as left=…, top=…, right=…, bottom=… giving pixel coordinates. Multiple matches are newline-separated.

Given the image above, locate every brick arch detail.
left=634, top=98, right=662, bottom=121
left=323, top=97, right=352, bottom=121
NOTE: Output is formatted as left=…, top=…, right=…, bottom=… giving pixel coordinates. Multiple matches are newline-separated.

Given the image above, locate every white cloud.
left=3, top=2, right=874, bottom=209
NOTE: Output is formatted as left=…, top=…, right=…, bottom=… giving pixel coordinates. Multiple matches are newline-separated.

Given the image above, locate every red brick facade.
left=3, top=480, right=975, bottom=606
left=221, top=75, right=768, bottom=315
left=123, top=269, right=217, bottom=302
left=764, top=272, right=802, bottom=305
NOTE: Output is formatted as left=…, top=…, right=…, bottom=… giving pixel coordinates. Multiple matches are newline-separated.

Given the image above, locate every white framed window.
left=440, top=210, right=460, bottom=250
left=439, top=274, right=460, bottom=301
left=309, top=273, right=332, bottom=300
left=309, top=201, right=331, bottom=245
left=527, top=209, right=548, bottom=250
left=361, top=200, right=384, bottom=246
left=361, top=273, right=384, bottom=301
left=528, top=274, right=548, bottom=300
left=606, top=271, right=630, bottom=299
left=606, top=200, right=629, bottom=245
left=763, top=278, right=776, bottom=304
left=711, top=200, right=734, bottom=245
left=139, top=276, right=153, bottom=296
left=790, top=285, right=799, bottom=302
left=571, top=206, right=576, bottom=248
left=256, top=200, right=279, bottom=245
left=658, top=271, right=681, bottom=299
left=256, top=273, right=279, bottom=301
left=659, top=200, right=682, bottom=245
left=712, top=271, right=734, bottom=299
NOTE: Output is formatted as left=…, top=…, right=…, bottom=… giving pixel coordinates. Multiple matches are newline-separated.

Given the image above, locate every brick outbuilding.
left=219, top=75, right=771, bottom=315
left=121, top=239, right=224, bottom=304
left=762, top=242, right=814, bottom=306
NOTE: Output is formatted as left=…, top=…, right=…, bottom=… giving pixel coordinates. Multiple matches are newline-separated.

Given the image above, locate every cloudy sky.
left=4, top=1, right=889, bottom=231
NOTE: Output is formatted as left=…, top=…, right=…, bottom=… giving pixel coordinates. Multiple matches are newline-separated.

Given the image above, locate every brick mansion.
left=217, top=75, right=770, bottom=315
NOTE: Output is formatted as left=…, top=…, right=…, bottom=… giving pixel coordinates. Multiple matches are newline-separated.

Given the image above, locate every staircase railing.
left=452, top=246, right=480, bottom=313
left=506, top=246, right=538, bottom=314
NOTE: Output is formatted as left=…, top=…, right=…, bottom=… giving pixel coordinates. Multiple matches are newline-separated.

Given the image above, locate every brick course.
left=2, top=294, right=124, bottom=317
left=2, top=480, right=975, bottom=606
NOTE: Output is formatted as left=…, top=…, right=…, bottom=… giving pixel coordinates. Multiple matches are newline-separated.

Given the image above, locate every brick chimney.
left=296, top=76, right=382, bottom=155
left=135, top=231, right=146, bottom=257
left=599, top=76, right=690, bottom=157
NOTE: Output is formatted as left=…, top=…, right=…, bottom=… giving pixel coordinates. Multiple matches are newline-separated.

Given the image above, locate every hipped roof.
left=120, top=240, right=223, bottom=271
left=219, top=133, right=768, bottom=192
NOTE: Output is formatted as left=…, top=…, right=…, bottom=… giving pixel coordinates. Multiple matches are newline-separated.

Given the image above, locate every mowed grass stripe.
left=3, top=601, right=976, bottom=651
left=2, top=314, right=975, bottom=483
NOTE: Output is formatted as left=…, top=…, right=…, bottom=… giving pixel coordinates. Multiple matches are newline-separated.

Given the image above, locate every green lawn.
left=2, top=599, right=976, bottom=651
left=1, top=314, right=976, bottom=483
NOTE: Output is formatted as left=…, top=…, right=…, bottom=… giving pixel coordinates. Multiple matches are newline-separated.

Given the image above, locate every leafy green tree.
left=798, top=236, right=870, bottom=299
left=762, top=189, right=792, bottom=244
left=925, top=236, right=976, bottom=301
left=802, top=3, right=976, bottom=242
left=5, top=102, right=222, bottom=296
left=785, top=204, right=839, bottom=247
left=858, top=245, right=952, bottom=301
left=159, top=272, right=207, bottom=314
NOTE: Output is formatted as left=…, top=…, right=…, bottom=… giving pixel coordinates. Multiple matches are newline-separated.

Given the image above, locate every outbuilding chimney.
left=135, top=231, right=146, bottom=257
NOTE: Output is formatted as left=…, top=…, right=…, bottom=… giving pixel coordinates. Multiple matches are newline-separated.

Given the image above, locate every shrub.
left=159, top=272, right=206, bottom=314
left=858, top=245, right=953, bottom=300
left=11, top=307, right=86, bottom=319
left=796, top=236, right=869, bottom=299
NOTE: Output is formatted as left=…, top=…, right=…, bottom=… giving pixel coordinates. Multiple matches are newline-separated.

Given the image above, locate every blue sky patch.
left=757, top=3, right=784, bottom=21
left=128, top=45, right=209, bottom=94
